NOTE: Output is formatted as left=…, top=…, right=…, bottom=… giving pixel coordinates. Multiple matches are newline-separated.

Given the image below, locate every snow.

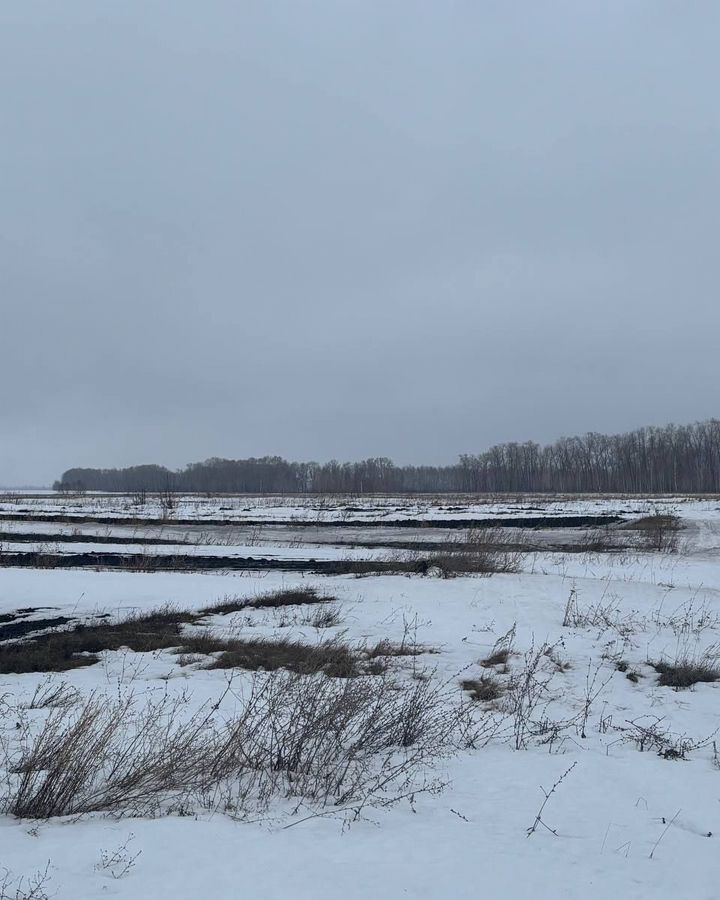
left=5, top=490, right=717, bottom=523
left=0, top=756, right=716, bottom=900
left=0, top=495, right=718, bottom=898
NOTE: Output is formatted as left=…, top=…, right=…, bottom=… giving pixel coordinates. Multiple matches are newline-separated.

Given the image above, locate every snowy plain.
left=0, top=494, right=719, bottom=899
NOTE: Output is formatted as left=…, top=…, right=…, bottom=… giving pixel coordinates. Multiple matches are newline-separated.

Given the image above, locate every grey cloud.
left=1, top=1, right=718, bottom=483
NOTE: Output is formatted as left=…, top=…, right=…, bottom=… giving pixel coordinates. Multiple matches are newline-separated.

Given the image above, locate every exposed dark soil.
left=346, top=535, right=638, bottom=555
left=0, top=531, right=179, bottom=545
left=0, top=607, right=196, bottom=674
left=0, top=615, right=73, bottom=641
left=0, top=544, right=540, bottom=576
left=0, top=550, right=510, bottom=576
left=0, top=551, right=401, bottom=575
left=0, top=512, right=623, bottom=529
left=0, top=528, right=644, bottom=558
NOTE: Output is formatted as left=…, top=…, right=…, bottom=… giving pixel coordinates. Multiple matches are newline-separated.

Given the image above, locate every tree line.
left=54, top=419, right=720, bottom=495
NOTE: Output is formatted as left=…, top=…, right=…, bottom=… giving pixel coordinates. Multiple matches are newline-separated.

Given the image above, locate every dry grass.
left=0, top=596, right=351, bottom=676
left=301, top=605, right=343, bottom=629
left=364, top=639, right=425, bottom=660
left=201, top=636, right=359, bottom=678
left=7, top=693, right=210, bottom=818
left=3, top=672, right=472, bottom=820
left=199, top=587, right=335, bottom=616
left=422, top=528, right=526, bottom=577
left=480, top=648, right=511, bottom=669
left=650, top=654, right=720, bottom=689
left=614, top=659, right=641, bottom=681
left=382, top=528, right=527, bottom=578
left=0, top=606, right=195, bottom=674
left=621, top=512, right=683, bottom=553
left=461, top=674, right=504, bottom=703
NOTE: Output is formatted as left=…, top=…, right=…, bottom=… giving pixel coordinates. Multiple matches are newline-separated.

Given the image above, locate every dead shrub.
left=562, top=588, right=640, bottom=639
left=649, top=596, right=720, bottom=636
left=622, top=512, right=683, bottom=553
left=382, top=528, right=526, bottom=578
left=0, top=863, right=52, bottom=900
left=543, top=645, right=571, bottom=672
left=499, top=637, right=589, bottom=751
left=580, top=527, right=615, bottom=553
left=616, top=715, right=718, bottom=759
left=26, top=678, right=80, bottom=710
left=6, top=692, right=213, bottom=819
left=3, top=673, right=472, bottom=820
left=423, top=528, right=525, bottom=577
left=212, top=673, right=469, bottom=810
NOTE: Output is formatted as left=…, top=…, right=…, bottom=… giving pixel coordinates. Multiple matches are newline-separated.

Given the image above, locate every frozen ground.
left=0, top=495, right=719, bottom=898
left=3, top=490, right=715, bottom=523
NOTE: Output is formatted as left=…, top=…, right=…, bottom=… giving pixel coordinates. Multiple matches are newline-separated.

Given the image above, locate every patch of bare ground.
left=0, top=599, right=436, bottom=678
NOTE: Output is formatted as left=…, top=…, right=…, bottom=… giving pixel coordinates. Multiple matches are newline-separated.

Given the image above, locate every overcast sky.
left=1, top=2, right=718, bottom=484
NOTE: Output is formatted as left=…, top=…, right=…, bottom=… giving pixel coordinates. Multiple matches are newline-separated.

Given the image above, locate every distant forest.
left=55, top=419, right=720, bottom=495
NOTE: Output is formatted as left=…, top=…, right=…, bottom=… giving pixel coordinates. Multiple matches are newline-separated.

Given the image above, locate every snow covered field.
left=0, top=495, right=719, bottom=898
left=3, top=490, right=714, bottom=523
